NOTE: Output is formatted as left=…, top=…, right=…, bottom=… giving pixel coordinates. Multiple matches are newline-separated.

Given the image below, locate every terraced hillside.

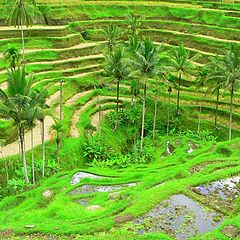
left=1, top=0, right=240, bottom=147
left=0, top=0, right=240, bottom=239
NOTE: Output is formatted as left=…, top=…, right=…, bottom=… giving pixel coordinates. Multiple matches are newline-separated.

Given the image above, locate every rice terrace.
left=0, top=0, right=240, bottom=239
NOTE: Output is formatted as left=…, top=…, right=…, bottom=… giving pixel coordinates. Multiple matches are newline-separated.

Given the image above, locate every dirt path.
left=0, top=86, right=60, bottom=158
left=46, top=90, right=60, bottom=106
left=32, top=69, right=101, bottom=88
left=0, top=25, right=66, bottom=31
left=27, top=53, right=103, bottom=66
left=155, top=29, right=240, bottom=45
left=0, top=81, right=7, bottom=90
left=70, top=95, right=131, bottom=138
left=156, top=42, right=216, bottom=57
left=91, top=108, right=113, bottom=130
left=65, top=89, right=93, bottom=106
left=1, top=116, right=54, bottom=158
left=0, top=42, right=100, bottom=58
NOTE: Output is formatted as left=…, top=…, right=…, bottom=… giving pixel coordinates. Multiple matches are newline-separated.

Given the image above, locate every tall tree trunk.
left=115, top=79, right=120, bottom=130
left=229, top=84, right=234, bottom=141
left=197, top=85, right=203, bottom=132
left=176, top=73, right=181, bottom=115
left=140, top=77, right=147, bottom=154
left=19, top=127, right=29, bottom=184
left=18, top=136, right=21, bottom=163
left=41, top=119, right=46, bottom=177
left=31, top=128, right=35, bottom=184
left=167, top=91, right=171, bottom=135
left=20, top=17, right=25, bottom=61
left=214, top=88, right=220, bottom=129
left=60, top=80, right=63, bottom=122
left=153, top=94, right=158, bottom=139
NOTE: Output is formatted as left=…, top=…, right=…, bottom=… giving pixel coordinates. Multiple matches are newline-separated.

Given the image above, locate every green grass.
left=0, top=135, right=239, bottom=239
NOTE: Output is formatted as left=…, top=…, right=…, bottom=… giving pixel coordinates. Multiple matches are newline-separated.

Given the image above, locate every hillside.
left=0, top=0, right=239, bottom=239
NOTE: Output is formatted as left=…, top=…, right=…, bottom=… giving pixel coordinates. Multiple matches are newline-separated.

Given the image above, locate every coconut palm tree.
left=33, top=106, right=48, bottom=177
left=168, top=44, right=198, bottom=115
left=28, top=118, right=36, bottom=184
left=152, top=51, right=169, bottom=138
left=0, top=67, right=47, bottom=183
left=104, top=48, right=131, bottom=129
left=126, top=13, right=141, bottom=37
left=4, top=46, right=22, bottom=70
left=127, top=35, right=141, bottom=105
left=202, top=64, right=225, bottom=129
left=133, top=38, right=159, bottom=153
left=7, top=0, right=37, bottom=60
left=195, top=67, right=208, bottom=132
left=50, top=120, right=64, bottom=163
left=95, top=25, right=122, bottom=55
left=166, top=85, right=173, bottom=135
left=208, top=44, right=240, bottom=140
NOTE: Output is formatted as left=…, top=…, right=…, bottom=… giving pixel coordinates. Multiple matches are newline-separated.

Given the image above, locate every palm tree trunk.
left=4, top=159, right=9, bottom=183
left=41, top=119, right=46, bottom=177
left=214, top=88, right=220, bottom=129
left=20, top=17, right=25, bottom=61
left=18, top=136, right=21, bottom=163
left=176, top=73, right=181, bottom=115
left=153, top=94, right=157, bottom=139
left=31, top=128, right=35, bottom=184
left=19, top=127, right=29, bottom=184
left=229, top=84, right=234, bottom=141
left=140, top=77, right=147, bottom=154
left=60, top=80, right=63, bottom=122
left=115, top=79, right=120, bottom=130
left=167, top=91, right=171, bottom=135
left=198, top=86, right=203, bottom=132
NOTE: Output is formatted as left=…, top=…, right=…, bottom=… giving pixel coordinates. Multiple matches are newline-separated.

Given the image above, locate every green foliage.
left=83, top=136, right=110, bottom=162
left=172, top=129, right=218, bottom=142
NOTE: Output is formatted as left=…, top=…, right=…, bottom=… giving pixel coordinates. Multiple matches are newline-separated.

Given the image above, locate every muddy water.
left=69, top=183, right=137, bottom=195
left=194, top=176, right=239, bottom=209
left=134, top=194, right=224, bottom=240
left=161, top=141, right=176, bottom=158
left=186, top=141, right=199, bottom=154
left=70, top=172, right=108, bottom=185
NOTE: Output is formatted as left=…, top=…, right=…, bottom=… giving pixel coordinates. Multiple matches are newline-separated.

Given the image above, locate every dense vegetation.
left=0, top=0, right=239, bottom=239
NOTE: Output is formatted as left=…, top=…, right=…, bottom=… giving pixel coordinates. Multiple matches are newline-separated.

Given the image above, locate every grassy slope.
left=0, top=134, right=239, bottom=239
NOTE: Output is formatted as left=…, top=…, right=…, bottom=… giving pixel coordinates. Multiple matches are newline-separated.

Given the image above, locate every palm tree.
left=104, top=48, right=130, bottom=129
left=126, top=13, right=141, bottom=37
left=0, top=67, right=47, bottom=183
left=50, top=120, right=64, bottom=163
left=28, top=118, right=36, bottom=184
left=7, top=0, right=37, bottom=60
left=202, top=64, right=225, bottom=129
left=195, top=68, right=208, bottom=132
left=133, top=39, right=159, bottom=153
left=34, top=106, right=48, bottom=177
left=127, top=35, right=141, bottom=105
left=167, top=85, right=173, bottom=135
left=152, top=52, right=168, bottom=138
left=96, top=25, right=122, bottom=55
left=168, top=44, right=198, bottom=115
left=4, top=46, right=22, bottom=70
left=208, top=44, right=240, bottom=140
